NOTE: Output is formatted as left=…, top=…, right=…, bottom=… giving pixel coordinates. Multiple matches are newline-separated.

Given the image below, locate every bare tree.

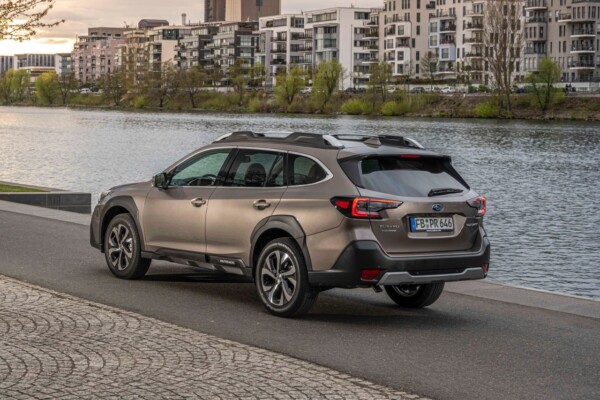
left=99, top=69, right=128, bottom=106
left=420, top=51, right=438, bottom=90
left=368, top=61, right=393, bottom=105
left=181, top=67, right=207, bottom=109
left=56, top=72, right=77, bottom=105
left=483, top=0, right=523, bottom=112
left=0, top=0, right=63, bottom=41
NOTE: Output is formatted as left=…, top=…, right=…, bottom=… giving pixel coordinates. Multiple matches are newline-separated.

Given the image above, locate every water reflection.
left=1, top=107, right=599, bottom=299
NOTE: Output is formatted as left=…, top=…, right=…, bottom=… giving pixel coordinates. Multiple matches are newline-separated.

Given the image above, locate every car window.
left=170, top=150, right=231, bottom=187
left=289, top=154, right=328, bottom=186
left=358, top=156, right=467, bottom=197
left=224, top=150, right=285, bottom=187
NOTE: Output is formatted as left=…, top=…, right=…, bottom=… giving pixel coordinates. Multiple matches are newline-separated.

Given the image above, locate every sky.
left=0, top=0, right=382, bottom=55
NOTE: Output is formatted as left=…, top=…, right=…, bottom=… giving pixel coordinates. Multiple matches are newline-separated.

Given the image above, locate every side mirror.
left=153, top=172, right=170, bottom=189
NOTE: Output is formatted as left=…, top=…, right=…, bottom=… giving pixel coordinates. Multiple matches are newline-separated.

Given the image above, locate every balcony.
left=396, top=39, right=411, bottom=48
left=571, top=43, right=595, bottom=53
left=440, top=23, right=457, bottom=32
left=571, top=28, right=596, bottom=37
left=568, top=61, right=595, bottom=69
left=465, top=22, right=484, bottom=30
left=464, top=52, right=484, bottom=58
left=272, top=47, right=287, bottom=53
left=429, top=12, right=456, bottom=20
left=524, top=0, right=546, bottom=9
left=465, top=9, right=484, bottom=16
left=526, top=17, right=547, bottom=24
left=557, top=13, right=572, bottom=22
left=464, top=37, right=483, bottom=44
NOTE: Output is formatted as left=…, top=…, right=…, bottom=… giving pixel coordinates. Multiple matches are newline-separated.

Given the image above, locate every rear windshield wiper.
left=428, top=188, right=464, bottom=197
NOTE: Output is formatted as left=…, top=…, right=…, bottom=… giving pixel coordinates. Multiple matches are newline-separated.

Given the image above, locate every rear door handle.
left=253, top=200, right=271, bottom=210
left=191, top=198, right=207, bottom=208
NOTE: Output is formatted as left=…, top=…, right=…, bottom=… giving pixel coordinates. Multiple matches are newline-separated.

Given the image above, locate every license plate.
left=410, top=217, right=454, bottom=232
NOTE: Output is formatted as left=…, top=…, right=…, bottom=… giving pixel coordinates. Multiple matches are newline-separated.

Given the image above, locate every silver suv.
left=91, top=132, right=490, bottom=317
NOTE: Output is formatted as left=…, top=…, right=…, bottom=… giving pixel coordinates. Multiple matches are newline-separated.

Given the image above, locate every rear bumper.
left=308, top=234, right=490, bottom=288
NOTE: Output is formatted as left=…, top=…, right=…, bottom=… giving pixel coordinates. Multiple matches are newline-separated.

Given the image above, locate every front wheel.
left=255, top=238, right=318, bottom=318
left=104, top=214, right=151, bottom=280
left=384, top=282, right=445, bottom=308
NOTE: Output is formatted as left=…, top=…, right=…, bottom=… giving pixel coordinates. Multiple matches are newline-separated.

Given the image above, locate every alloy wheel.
left=392, top=285, right=421, bottom=297
left=260, top=249, right=298, bottom=307
left=107, top=224, right=133, bottom=271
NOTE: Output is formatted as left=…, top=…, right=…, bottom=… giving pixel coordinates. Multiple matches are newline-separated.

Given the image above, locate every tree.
left=56, top=72, right=77, bottom=105
left=249, top=62, right=266, bottom=88
left=144, top=62, right=180, bottom=108
left=35, top=71, right=60, bottom=105
left=420, top=51, right=438, bottom=90
left=0, top=0, right=63, bottom=41
left=99, top=69, right=128, bottom=106
left=311, top=60, right=344, bottom=112
left=526, top=58, right=561, bottom=114
left=483, top=0, right=523, bottom=112
left=0, top=69, right=30, bottom=104
left=228, top=58, right=251, bottom=106
left=274, top=67, right=305, bottom=107
left=368, top=61, right=393, bottom=106
left=181, top=67, right=207, bottom=109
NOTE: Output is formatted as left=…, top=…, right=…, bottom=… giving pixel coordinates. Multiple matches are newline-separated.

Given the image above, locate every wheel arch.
left=250, top=216, right=312, bottom=274
left=100, top=197, right=144, bottom=253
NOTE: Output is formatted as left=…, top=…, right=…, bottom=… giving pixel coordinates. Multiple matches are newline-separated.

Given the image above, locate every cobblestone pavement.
left=0, top=276, right=429, bottom=400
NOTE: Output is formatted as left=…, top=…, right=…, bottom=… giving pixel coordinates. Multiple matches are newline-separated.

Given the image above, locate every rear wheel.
left=255, top=238, right=318, bottom=318
left=104, top=214, right=151, bottom=280
left=384, top=282, right=445, bottom=308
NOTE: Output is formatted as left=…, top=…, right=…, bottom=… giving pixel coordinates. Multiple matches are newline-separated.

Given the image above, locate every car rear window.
left=350, top=156, right=468, bottom=197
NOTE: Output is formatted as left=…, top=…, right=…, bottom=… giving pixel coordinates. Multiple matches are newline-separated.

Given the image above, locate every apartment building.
left=225, top=0, right=281, bottom=22
left=212, top=21, right=259, bottom=79
left=72, top=27, right=127, bottom=84
left=13, top=53, right=56, bottom=69
left=302, top=7, right=379, bottom=88
left=176, top=23, right=222, bottom=70
left=523, top=0, right=599, bottom=83
left=55, top=53, right=73, bottom=75
left=380, top=0, right=430, bottom=80
left=0, top=55, right=14, bottom=75
left=256, top=14, right=309, bottom=86
left=205, top=0, right=227, bottom=22
left=147, top=26, right=194, bottom=71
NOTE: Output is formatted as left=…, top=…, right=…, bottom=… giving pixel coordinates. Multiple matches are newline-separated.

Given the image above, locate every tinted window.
left=170, top=150, right=230, bottom=187
left=358, top=156, right=467, bottom=197
left=224, top=150, right=285, bottom=187
left=289, top=155, right=328, bottom=186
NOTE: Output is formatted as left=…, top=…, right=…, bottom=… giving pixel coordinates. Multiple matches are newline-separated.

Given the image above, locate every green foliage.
left=311, top=60, right=344, bottom=112
left=274, top=67, right=305, bottom=108
left=474, top=100, right=500, bottom=118
left=133, top=96, right=147, bottom=109
left=35, top=71, right=60, bottom=105
left=0, top=69, right=30, bottom=104
left=341, top=98, right=369, bottom=115
left=526, top=58, right=562, bottom=113
left=368, top=61, right=393, bottom=104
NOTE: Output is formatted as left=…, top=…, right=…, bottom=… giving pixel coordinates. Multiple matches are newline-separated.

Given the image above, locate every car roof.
left=213, top=131, right=441, bottom=158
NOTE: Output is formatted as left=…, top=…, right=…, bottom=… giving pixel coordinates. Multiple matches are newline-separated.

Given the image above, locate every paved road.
left=1, top=210, right=599, bottom=400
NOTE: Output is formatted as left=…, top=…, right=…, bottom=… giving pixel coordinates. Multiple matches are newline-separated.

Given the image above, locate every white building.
left=304, top=7, right=380, bottom=88
left=148, top=25, right=194, bottom=69
left=0, top=55, right=13, bottom=75
left=256, top=14, right=308, bottom=87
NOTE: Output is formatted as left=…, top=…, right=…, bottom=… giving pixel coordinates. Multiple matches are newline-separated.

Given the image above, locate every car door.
left=205, top=149, right=287, bottom=263
left=142, top=148, right=233, bottom=255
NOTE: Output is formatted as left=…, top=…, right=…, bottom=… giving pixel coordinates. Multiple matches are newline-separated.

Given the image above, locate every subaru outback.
left=90, top=132, right=490, bottom=317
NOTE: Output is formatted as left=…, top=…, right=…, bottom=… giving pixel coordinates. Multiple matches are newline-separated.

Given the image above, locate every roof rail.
left=213, top=131, right=345, bottom=149
left=332, top=134, right=425, bottom=150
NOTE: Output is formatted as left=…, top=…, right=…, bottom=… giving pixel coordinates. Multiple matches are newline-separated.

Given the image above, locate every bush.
left=133, top=96, right=147, bottom=109
left=341, top=98, right=368, bottom=115
left=380, top=101, right=399, bottom=116
left=474, top=100, right=499, bottom=118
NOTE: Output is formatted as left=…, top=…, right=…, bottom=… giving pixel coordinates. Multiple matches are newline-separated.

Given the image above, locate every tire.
left=384, top=282, right=445, bottom=308
left=103, top=214, right=151, bottom=280
left=255, top=238, right=318, bottom=318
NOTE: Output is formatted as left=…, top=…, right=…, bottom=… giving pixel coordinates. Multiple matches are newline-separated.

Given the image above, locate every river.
left=1, top=106, right=599, bottom=299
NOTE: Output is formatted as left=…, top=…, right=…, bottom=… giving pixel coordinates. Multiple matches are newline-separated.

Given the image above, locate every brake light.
left=467, top=196, right=487, bottom=216
left=331, top=197, right=402, bottom=219
left=400, top=154, right=421, bottom=159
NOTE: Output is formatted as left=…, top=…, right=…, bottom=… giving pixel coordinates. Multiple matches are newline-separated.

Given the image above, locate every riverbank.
left=3, top=91, right=600, bottom=121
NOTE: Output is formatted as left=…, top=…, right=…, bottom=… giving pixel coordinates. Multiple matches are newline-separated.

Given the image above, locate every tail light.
left=467, top=196, right=487, bottom=216
left=331, top=197, right=402, bottom=219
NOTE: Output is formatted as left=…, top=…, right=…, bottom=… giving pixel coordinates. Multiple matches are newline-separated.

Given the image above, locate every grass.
left=0, top=184, right=45, bottom=193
